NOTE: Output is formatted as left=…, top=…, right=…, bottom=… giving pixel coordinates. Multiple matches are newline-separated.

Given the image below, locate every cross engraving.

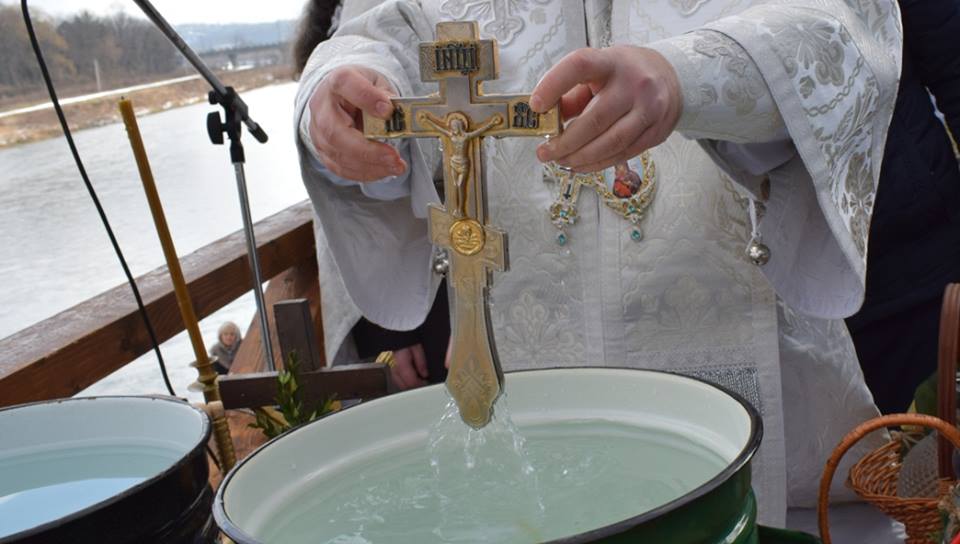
left=363, top=21, right=560, bottom=428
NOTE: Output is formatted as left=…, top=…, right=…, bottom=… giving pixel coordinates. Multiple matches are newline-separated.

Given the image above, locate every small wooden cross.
left=216, top=299, right=397, bottom=412
left=364, top=21, right=560, bottom=428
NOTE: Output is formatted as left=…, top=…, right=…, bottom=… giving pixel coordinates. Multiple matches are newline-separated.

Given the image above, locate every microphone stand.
left=132, top=0, right=276, bottom=371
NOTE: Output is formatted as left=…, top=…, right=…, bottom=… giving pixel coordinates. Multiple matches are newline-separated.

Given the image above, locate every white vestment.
left=294, top=0, right=902, bottom=527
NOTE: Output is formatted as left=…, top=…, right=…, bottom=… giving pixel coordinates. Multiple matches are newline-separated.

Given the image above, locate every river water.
left=0, top=82, right=306, bottom=401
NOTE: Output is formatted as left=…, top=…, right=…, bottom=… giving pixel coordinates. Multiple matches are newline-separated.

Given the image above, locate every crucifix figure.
left=363, top=21, right=560, bottom=429
left=417, top=111, right=503, bottom=217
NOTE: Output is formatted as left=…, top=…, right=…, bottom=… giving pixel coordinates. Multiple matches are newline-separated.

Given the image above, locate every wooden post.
left=230, top=257, right=321, bottom=374
left=274, top=299, right=322, bottom=372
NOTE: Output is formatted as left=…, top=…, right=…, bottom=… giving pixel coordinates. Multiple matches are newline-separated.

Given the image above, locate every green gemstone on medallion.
left=557, top=232, right=568, bottom=246
left=631, top=229, right=643, bottom=242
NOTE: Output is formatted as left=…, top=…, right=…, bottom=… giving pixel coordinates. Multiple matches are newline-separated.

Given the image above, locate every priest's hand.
left=390, top=344, right=429, bottom=390
left=307, top=66, right=408, bottom=181
left=530, top=46, right=682, bottom=173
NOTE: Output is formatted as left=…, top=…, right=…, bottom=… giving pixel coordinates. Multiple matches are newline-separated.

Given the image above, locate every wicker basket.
left=817, top=284, right=960, bottom=544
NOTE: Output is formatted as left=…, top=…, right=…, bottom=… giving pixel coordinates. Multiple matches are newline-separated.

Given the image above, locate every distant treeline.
left=0, top=6, right=179, bottom=99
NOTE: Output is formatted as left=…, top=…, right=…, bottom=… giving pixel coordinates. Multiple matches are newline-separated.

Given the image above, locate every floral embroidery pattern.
left=669, top=31, right=785, bottom=141
left=771, top=18, right=848, bottom=86
left=438, top=0, right=552, bottom=45
left=693, top=33, right=769, bottom=115
left=669, top=0, right=711, bottom=16
left=705, top=3, right=899, bottom=264
left=497, top=291, right=579, bottom=363
left=842, top=152, right=873, bottom=256
left=516, top=11, right=564, bottom=66
left=763, top=13, right=877, bottom=259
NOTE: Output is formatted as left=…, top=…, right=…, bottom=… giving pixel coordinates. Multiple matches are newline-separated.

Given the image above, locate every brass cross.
left=363, top=21, right=560, bottom=428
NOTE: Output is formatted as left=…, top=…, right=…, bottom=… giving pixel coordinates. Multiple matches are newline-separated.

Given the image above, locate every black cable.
left=20, top=0, right=177, bottom=397
left=205, top=444, right=222, bottom=472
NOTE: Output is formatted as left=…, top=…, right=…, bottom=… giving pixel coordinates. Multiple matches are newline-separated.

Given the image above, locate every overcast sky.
left=16, top=0, right=307, bottom=24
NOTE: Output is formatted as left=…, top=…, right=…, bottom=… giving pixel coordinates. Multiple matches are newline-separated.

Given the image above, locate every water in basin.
left=0, top=443, right=181, bottom=537
left=255, top=402, right=727, bottom=544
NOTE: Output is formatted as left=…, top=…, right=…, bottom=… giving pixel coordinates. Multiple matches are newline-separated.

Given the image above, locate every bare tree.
left=0, top=6, right=74, bottom=97
left=109, top=12, right=179, bottom=76
left=58, top=11, right=122, bottom=81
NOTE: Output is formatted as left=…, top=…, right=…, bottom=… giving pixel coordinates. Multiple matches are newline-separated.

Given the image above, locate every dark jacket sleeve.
left=352, top=318, right=422, bottom=356
left=900, top=0, right=960, bottom=135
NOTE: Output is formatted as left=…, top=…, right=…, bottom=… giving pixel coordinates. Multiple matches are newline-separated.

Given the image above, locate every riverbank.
left=0, top=65, right=293, bottom=148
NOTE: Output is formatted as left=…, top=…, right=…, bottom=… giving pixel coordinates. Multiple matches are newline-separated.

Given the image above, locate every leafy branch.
left=250, top=351, right=336, bottom=439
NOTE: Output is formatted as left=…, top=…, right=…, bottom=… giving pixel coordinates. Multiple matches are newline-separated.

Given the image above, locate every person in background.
left=845, top=0, right=960, bottom=414
left=210, top=321, right=242, bottom=375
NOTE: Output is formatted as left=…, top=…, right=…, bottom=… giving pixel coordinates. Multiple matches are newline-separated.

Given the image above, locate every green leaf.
left=250, top=350, right=340, bottom=440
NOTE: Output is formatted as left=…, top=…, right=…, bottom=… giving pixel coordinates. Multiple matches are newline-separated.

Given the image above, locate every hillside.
left=180, top=20, right=298, bottom=52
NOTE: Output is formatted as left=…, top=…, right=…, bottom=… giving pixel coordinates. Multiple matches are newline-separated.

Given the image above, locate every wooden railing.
left=0, top=201, right=317, bottom=408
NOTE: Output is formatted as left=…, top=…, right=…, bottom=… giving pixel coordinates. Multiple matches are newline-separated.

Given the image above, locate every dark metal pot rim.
left=214, top=367, right=763, bottom=544
left=0, top=395, right=212, bottom=543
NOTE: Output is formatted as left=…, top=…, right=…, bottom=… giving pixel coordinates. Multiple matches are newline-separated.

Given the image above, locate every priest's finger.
left=572, top=126, right=664, bottom=174
left=316, top=145, right=404, bottom=182
left=573, top=137, right=653, bottom=174
left=537, top=88, right=630, bottom=163
left=558, top=84, right=595, bottom=120
left=311, top=115, right=400, bottom=180
left=309, top=102, right=351, bottom=150
left=342, top=152, right=407, bottom=181
left=372, top=70, right=398, bottom=94
left=559, top=110, right=648, bottom=171
left=411, top=343, right=429, bottom=380
left=390, top=348, right=412, bottom=388
left=331, top=124, right=404, bottom=169
left=319, top=124, right=406, bottom=178
left=324, top=67, right=395, bottom=119
left=530, top=48, right=612, bottom=113
left=391, top=349, right=428, bottom=390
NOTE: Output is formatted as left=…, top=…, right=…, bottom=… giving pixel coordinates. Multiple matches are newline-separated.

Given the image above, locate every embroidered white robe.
left=294, top=0, right=902, bottom=527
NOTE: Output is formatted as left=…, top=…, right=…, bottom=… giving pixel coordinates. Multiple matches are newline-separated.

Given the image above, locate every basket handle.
left=939, top=283, right=960, bottom=479
left=817, top=413, right=960, bottom=544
